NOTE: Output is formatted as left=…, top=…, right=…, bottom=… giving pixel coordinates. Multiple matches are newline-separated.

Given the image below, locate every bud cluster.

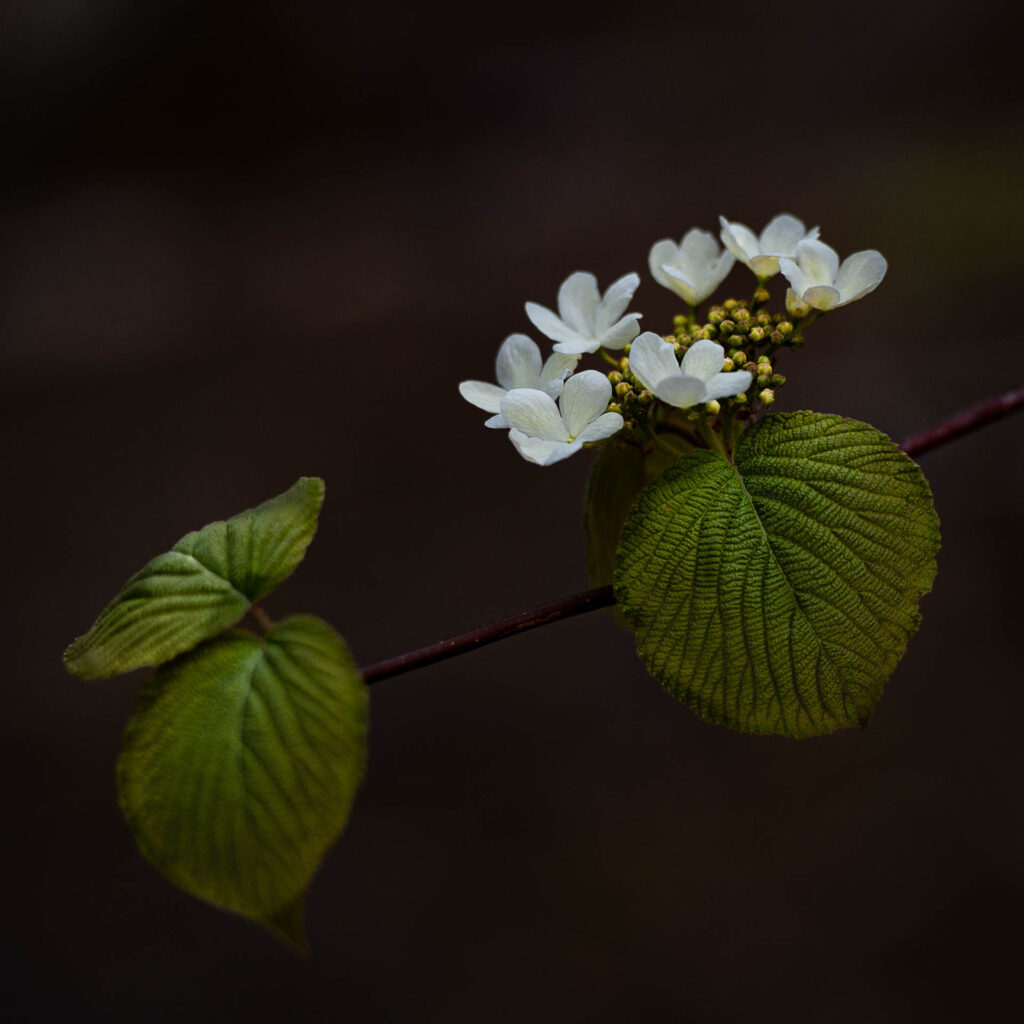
left=670, top=296, right=795, bottom=417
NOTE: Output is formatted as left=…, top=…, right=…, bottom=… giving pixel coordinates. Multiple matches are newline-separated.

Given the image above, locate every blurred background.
left=3, top=0, right=1023, bottom=1019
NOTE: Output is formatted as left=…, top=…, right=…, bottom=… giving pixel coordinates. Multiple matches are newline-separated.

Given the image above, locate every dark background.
left=4, top=1, right=1024, bottom=1020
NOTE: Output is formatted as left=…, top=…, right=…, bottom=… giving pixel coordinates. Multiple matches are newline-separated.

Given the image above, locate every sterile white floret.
left=525, top=271, right=642, bottom=355
left=500, top=369, right=623, bottom=466
left=648, top=229, right=735, bottom=306
left=718, top=213, right=819, bottom=278
left=459, top=333, right=580, bottom=428
left=778, top=240, right=887, bottom=311
left=627, top=333, right=752, bottom=409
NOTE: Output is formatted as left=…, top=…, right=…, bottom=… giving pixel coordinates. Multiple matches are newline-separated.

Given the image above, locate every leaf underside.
left=64, top=477, right=325, bottom=678
left=117, top=616, right=368, bottom=949
left=614, top=412, right=941, bottom=737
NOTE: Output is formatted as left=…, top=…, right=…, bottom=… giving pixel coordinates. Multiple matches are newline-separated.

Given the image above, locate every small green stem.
left=599, top=348, right=621, bottom=369
left=698, top=420, right=729, bottom=460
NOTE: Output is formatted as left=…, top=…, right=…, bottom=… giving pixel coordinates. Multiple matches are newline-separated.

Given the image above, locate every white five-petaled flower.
left=778, top=239, right=888, bottom=312
left=718, top=213, right=820, bottom=278
left=648, top=229, right=735, bottom=307
left=500, top=369, right=623, bottom=466
left=525, top=271, right=642, bottom=355
left=459, top=334, right=580, bottom=428
left=627, top=333, right=752, bottom=409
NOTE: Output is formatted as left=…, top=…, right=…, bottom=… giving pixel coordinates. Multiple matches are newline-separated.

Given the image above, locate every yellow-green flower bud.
left=615, top=381, right=632, bottom=398
left=748, top=326, right=766, bottom=343
left=720, top=319, right=735, bottom=334
left=673, top=314, right=688, bottom=327
left=607, top=402, right=623, bottom=415
left=708, top=308, right=725, bottom=325
left=771, top=373, right=787, bottom=386
left=638, top=390, right=654, bottom=406
left=608, top=371, right=624, bottom=385
left=705, top=399, right=721, bottom=416
left=759, top=388, right=776, bottom=405
left=731, top=350, right=747, bottom=366
left=753, top=287, right=770, bottom=306
left=723, top=299, right=738, bottom=312
left=722, top=357, right=735, bottom=371
left=731, top=392, right=748, bottom=405
left=734, top=308, right=750, bottom=323
left=778, top=321, right=793, bottom=338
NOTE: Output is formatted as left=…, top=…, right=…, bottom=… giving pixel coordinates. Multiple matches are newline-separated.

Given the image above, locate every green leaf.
left=613, top=412, right=940, bottom=737
left=117, top=616, right=367, bottom=949
left=64, top=478, right=325, bottom=678
left=584, top=443, right=679, bottom=587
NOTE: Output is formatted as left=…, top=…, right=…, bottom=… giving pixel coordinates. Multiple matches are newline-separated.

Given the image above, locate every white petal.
left=795, top=239, right=840, bottom=286
left=679, top=228, right=721, bottom=266
left=802, top=285, right=841, bottom=310
left=680, top=339, right=725, bottom=382
left=778, top=257, right=812, bottom=298
left=703, top=370, right=753, bottom=401
left=749, top=254, right=781, bottom=277
left=509, top=430, right=583, bottom=466
left=694, top=250, right=736, bottom=302
left=758, top=214, right=808, bottom=256
left=495, top=333, right=542, bottom=390
left=834, top=250, right=887, bottom=305
left=552, top=337, right=602, bottom=355
left=654, top=375, right=704, bottom=409
left=627, top=332, right=680, bottom=392
left=648, top=239, right=680, bottom=290
left=560, top=369, right=612, bottom=438
left=484, top=412, right=507, bottom=429
left=557, top=272, right=601, bottom=335
left=576, top=412, right=624, bottom=443
left=593, top=313, right=642, bottom=351
left=525, top=302, right=586, bottom=345
left=785, top=287, right=811, bottom=318
left=539, top=351, right=580, bottom=390
left=500, top=388, right=569, bottom=441
left=459, top=380, right=505, bottom=414
left=719, top=217, right=759, bottom=264
left=660, top=264, right=697, bottom=304
left=595, top=272, right=640, bottom=333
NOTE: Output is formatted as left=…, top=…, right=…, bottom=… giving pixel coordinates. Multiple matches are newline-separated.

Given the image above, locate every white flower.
left=648, top=229, right=735, bottom=306
left=459, top=334, right=580, bottom=428
left=778, top=239, right=888, bottom=312
left=718, top=213, right=819, bottom=278
left=500, top=370, right=623, bottom=466
left=627, top=333, right=752, bottom=409
left=525, top=271, right=642, bottom=355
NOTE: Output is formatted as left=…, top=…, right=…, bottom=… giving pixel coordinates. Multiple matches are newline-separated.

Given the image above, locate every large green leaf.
left=614, top=412, right=940, bottom=737
left=64, top=478, right=324, bottom=678
left=584, top=443, right=678, bottom=587
left=117, top=616, right=368, bottom=949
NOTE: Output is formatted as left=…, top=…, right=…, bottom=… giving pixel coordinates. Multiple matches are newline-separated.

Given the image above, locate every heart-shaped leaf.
left=117, top=616, right=367, bottom=949
left=614, top=412, right=940, bottom=737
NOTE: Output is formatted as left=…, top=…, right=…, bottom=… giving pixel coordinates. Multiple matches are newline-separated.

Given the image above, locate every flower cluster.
left=460, top=213, right=887, bottom=466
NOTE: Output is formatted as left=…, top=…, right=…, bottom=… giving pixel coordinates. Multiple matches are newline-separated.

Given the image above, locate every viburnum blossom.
left=648, top=230, right=734, bottom=306
left=779, top=240, right=887, bottom=311
left=525, top=271, right=642, bottom=355
left=499, top=370, right=623, bottom=466
left=627, top=334, right=752, bottom=409
left=718, top=214, right=819, bottom=278
left=459, top=334, right=580, bottom=428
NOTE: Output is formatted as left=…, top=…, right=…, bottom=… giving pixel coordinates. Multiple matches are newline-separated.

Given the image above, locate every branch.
left=361, top=586, right=614, bottom=684
left=361, top=387, right=1024, bottom=684
left=899, top=384, right=1024, bottom=458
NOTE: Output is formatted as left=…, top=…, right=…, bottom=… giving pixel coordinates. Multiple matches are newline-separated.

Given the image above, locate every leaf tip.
left=263, top=895, right=310, bottom=955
